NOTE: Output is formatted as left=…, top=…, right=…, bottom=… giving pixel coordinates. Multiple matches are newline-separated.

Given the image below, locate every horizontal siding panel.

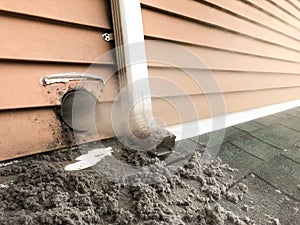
left=142, top=9, right=300, bottom=63
left=0, top=108, right=65, bottom=161
left=0, top=62, right=118, bottom=110
left=0, top=106, right=113, bottom=161
left=287, top=0, right=300, bottom=11
left=199, top=0, right=300, bottom=41
left=152, top=87, right=300, bottom=126
left=148, top=67, right=300, bottom=96
left=0, top=0, right=111, bottom=29
left=141, top=0, right=300, bottom=49
left=0, top=0, right=115, bottom=160
left=269, top=0, right=300, bottom=21
left=145, top=40, right=300, bottom=73
left=6, top=61, right=300, bottom=110
left=144, top=0, right=300, bottom=127
left=242, top=0, right=300, bottom=30
left=0, top=15, right=114, bottom=63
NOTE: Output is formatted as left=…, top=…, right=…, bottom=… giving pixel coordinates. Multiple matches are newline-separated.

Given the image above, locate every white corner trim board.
left=166, top=99, right=300, bottom=141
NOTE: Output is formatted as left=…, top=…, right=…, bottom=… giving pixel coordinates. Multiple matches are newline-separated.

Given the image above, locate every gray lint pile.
left=0, top=144, right=279, bottom=225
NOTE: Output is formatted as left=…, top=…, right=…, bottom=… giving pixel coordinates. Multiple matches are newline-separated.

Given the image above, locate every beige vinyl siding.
left=0, top=0, right=115, bottom=110
left=0, top=62, right=118, bottom=110
left=141, top=0, right=300, bottom=126
left=287, top=0, right=300, bottom=12
left=0, top=15, right=113, bottom=63
left=0, top=0, right=111, bottom=29
left=152, top=87, right=300, bottom=126
left=0, top=0, right=116, bottom=160
left=2, top=0, right=300, bottom=160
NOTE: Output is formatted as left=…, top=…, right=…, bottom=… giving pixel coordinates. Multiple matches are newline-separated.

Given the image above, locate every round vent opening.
left=61, top=90, right=97, bottom=132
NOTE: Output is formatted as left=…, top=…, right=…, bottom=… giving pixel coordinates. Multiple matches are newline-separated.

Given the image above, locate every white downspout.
left=110, top=0, right=152, bottom=135
left=109, top=0, right=175, bottom=156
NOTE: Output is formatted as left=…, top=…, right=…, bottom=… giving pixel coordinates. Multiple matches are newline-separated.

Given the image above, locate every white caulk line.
left=64, top=147, right=112, bottom=171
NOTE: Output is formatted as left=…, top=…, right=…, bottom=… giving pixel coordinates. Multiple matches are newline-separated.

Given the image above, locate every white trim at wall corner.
left=166, top=99, right=300, bottom=141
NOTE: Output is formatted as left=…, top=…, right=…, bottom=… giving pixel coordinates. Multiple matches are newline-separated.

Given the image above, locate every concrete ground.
left=175, top=107, right=300, bottom=224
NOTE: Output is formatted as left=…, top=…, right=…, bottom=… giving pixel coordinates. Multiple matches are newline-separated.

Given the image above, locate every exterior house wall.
left=1, top=0, right=300, bottom=160
left=0, top=0, right=117, bottom=160
left=141, top=0, right=300, bottom=126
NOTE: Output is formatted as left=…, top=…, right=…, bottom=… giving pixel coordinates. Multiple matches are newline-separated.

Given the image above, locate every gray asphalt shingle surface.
left=183, top=106, right=300, bottom=224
